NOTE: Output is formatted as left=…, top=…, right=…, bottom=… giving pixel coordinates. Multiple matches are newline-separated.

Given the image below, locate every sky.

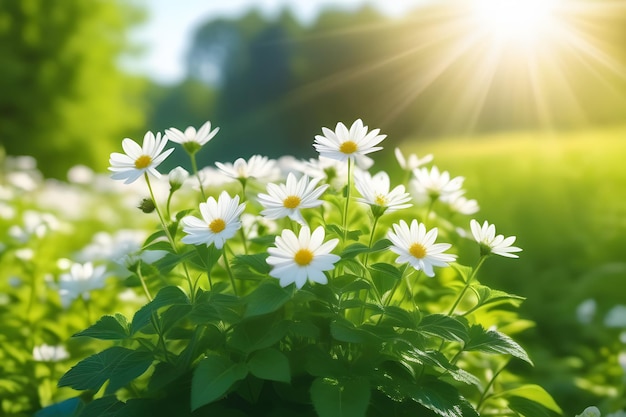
left=124, top=0, right=427, bottom=84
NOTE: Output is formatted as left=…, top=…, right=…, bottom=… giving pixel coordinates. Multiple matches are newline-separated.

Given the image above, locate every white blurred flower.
left=216, top=155, right=280, bottom=182
left=109, top=131, right=174, bottom=184
left=576, top=299, right=597, bottom=324
left=299, top=156, right=351, bottom=190
left=604, top=305, right=626, bottom=328
left=58, top=262, right=108, bottom=308
left=314, top=119, right=386, bottom=169
left=0, top=202, right=15, bottom=219
left=0, top=185, right=14, bottom=200
left=394, top=148, right=433, bottom=171
left=607, top=411, right=626, bottom=417
left=7, top=171, right=39, bottom=192
left=354, top=170, right=412, bottom=214
left=33, top=344, right=70, bottom=362
left=165, top=120, right=219, bottom=153
left=67, top=165, right=95, bottom=184
left=241, top=213, right=278, bottom=240
left=411, top=166, right=464, bottom=203
left=181, top=191, right=246, bottom=249
left=257, top=173, right=328, bottom=225
left=266, top=226, right=340, bottom=289
left=15, top=248, right=34, bottom=261
left=387, top=220, right=456, bottom=277
left=76, top=230, right=145, bottom=264
left=470, top=219, right=522, bottom=258
left=443, top=191, right=480, bottom=215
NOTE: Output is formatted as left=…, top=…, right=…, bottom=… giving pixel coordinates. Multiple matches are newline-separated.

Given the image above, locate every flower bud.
left=138, top=198, right=156, bottom=213
left=169, top=166, right=189, bottom=191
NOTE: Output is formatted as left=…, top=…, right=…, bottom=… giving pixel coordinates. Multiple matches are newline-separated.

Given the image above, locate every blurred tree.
left=0, top=0, right=146, bottom=178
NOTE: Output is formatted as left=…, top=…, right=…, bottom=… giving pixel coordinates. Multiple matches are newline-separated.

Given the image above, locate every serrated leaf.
left=74, top=315, right=129, bottom=340
left=311, top=377, right=370, bottom=417
left=470, top=285, right=525, bottom=309
left=465, top=325, right=533, bottom=365
left=330, top=319, right=377, bottom=344
left=244, top=280, right=291, bottom=318
left=232, top=253, right=271, bottom=275
left=247, top=348, right=290, bottom=383
left=402, top=349, right=480, bottom=387
left=378, top=306, right=419, bottom=328
left=131, top=286, right=189, bottom=334
left=58, top=347, right=152, bottom=394
left=501, top=384, right=562, bottom=414
left=191, top=355, right=248, bottom=411
left=418, top=314, right=469, bottom=343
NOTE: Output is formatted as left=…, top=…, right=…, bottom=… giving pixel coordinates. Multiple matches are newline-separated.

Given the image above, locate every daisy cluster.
left=108, top=118, right=521, bottom=292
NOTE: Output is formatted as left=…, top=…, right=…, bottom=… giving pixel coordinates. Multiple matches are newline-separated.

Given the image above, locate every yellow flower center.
left=374, top=194, right=387, bottom=206
left=283, top=195, right=301, bottom=209
left=339, top=141, right=358, bottom=155
left=209, top=218, right=226, bottom=233
left=134, top=155, right=152, bottom=169
left=294, top=249, right=314, bottom=266
left=409, top=243, right=427, bottom=259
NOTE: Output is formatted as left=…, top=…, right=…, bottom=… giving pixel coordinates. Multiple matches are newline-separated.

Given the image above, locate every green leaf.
left=465, top=325, right=533, bottom=365
left=501, top=384, right=562, bottom=415
left=247, top=348, right=290, bottom=383
left=142, top=230, right=167, bottom=249
left=188, top=244, right=222, bottom=272
left=370, top=238, right=391, bottom=252
left=232, top=253, right=271, bottom=275
left=191, top=355, right=248, bottom=411
left=228, top=319, right=290, bottom=354
left=330, top=319, right=378, bottom=344
left=76, top=396, right=123, bottom=417
left=402, top=349, right=480, bottom=387
left=244, top=280, right=291, bottom=318
left=153, top=251, right=195, bottom=275
left=450, top=263, right=473, bottom=284
left=58, top=347, right=153, bottom=394
left=340, top=243, right=370, bottom=259
left=378, top=306, right=419, bottom=328
left=142, top=240, right=174, bottom=253
left=310, top=377, right=370, bottom=417
left=470, top=285, right=526, bottom=309
left=370, top=263, right=402, bottom=281
left=74, top=314, right=129, bottom=340
left=402, top=377, right=478, bottom=417
left=131, top=286, right=190, bottom=334
left=333, top=275, right=371, bottom=294
left=418, top=314, right=469, bottom=343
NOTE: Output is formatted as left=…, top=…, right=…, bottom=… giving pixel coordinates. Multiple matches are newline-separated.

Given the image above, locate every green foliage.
left=0, top=0, right=145, bottom=177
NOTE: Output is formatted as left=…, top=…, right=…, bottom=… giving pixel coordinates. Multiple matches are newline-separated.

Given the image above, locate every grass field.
left=398, top=125, right=626, bottom=414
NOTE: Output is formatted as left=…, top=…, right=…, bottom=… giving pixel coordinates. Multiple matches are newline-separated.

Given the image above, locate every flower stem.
left=447, top=255, right=488, bottom=315
left=342, top=159, right=353, bottom=242
left=222, top=244, right=238, bottom=296
left=144, top=173, right=196, bottom=301
left=136, top=260, right=153, bottom=301
left=363, top=213, right=381, bottom=267
left=190, top=153, right=206, bottom=202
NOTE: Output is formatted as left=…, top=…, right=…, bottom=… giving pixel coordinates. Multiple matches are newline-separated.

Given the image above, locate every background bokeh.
left=1, top=0, right=626, bottom=414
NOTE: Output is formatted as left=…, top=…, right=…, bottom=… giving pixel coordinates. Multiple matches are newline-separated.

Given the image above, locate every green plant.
left=44, top=120, right=561, bottom=417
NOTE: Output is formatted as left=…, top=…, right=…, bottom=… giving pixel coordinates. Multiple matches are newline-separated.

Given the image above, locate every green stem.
left=342, top=159, right=353, bottom=242
left=377, top=265, right=409, bottom=325
left=145, top=173, right=196, bottom=302
left=165, top=190, right=174, bottom=221
left=222, top=244, right=238, bottom=296
left=476, top=360, right=509, bottom=412
left=447, top=255, right=488, bottom=315
left=190, top=153, right=206, bottom=201
left=136, top=260, right=153, bottom=301
left=363, top=213, right=381, bottom=267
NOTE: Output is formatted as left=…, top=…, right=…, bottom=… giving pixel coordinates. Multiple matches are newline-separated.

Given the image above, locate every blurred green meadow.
left=400, top=126, right=626, bottom=412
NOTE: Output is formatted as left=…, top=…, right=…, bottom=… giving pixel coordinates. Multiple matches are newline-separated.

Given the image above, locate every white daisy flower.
left=181, top=191, right=246, bottom=249
left=394, top=147, right=433, bottom=171
left=313, top=119, right=386, bottom=169
left=387, top=220, right=456, bottom=277
left=168, top=166, right=190, bottom=189
left=266, top=226, right=340, bottom=289
left=470, top=219, right=522, bottom=258
left=165, top=120, right=219, bottom=147
left=109, top=131, right=174, bottom=184
left=257, top=173, right=328, bottom=224
left=355, top=170, right=412, bottom=214
left=411, top=165, right=464, bottom=202
left=58, top=262, right=108, bottom=308
left=215, top=155, right=280, bottom=182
